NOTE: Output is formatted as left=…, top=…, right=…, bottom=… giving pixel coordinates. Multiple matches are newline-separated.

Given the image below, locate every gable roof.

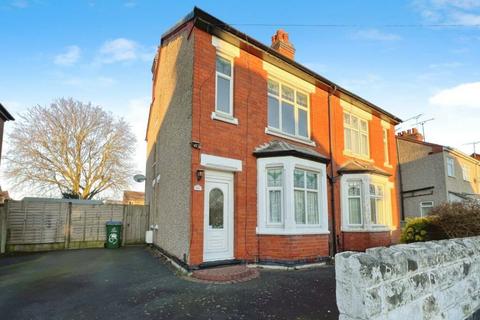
left=0, top=103, right=14, bottom=121
left=253, top=140, right=329, bottom=163
left=160, top=7, right=402, bottom=125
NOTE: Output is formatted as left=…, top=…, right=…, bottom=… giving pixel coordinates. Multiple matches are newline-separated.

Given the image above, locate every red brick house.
left=145, top=8, right=402, bottom=269
left=0, top=103, right=14, bottom=203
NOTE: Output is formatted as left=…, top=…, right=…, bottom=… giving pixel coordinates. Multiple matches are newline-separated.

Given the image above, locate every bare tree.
left=5, top=98, right=136, bottom=199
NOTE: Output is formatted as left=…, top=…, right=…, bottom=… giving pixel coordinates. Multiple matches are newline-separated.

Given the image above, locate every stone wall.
left=336, top=237, right=480, bottom=320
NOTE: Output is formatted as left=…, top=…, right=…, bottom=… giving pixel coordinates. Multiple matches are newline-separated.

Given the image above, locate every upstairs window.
left=462, top=165, right=471, bottom=181
left=215, top=55, right=233, bottom=116
left=344, top=113, right=369, bottom=158
left=447, top=157, right=455, bottom=177
left=267, top=79, right=309, bottom=139
left=383, top=128, right=390, bottom=165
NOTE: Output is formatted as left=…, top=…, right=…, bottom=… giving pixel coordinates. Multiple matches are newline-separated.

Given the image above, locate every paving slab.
left=0, top=246, right=338, bottom=319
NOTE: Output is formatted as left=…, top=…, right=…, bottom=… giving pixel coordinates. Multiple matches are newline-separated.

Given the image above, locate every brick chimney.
left=271, top=29, right=295, bottom=60
left=397, top=128, right=424, bottom=142
left=471, top=153, right=480, bottom=161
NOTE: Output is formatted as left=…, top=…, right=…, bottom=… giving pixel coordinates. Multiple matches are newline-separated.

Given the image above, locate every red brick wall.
left=342, top=232, right=392, bottom=252
left=187, top=27, right=400, bottom=266
left=258, top=235, right=330, bottom=261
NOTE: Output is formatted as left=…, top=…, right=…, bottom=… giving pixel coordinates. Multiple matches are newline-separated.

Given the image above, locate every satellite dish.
left=133, top=174, right=146, bottom=183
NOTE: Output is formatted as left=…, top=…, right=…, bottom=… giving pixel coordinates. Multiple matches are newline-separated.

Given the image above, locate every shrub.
left=401, top=217, right=443, bottom=243
left=430, top=201, right=480, bottom=239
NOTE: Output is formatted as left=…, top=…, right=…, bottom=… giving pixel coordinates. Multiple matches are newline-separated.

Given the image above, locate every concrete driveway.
left=0, top=247, right=338, bottom=320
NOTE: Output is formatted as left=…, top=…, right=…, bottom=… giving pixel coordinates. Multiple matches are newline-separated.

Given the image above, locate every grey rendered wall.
left=444, top=151, right=479, bottom=198
left=145, top=29, right=194, bottom=262
left=398, top=139, right=447, bottom=218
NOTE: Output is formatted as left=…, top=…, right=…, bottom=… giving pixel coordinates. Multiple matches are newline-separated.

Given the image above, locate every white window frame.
left=462, top=165, right=471, bottom=181
left=346, top=179, right=363, bottom=227
left=213, top=54, right=237, bottom=122
left=293, top=168, right=321, bottom=225
left=211, top=36, right=240, bottom=125
left=383, top=128, right=390, bottom=165
left=266, top=78, right=311, bottom=142
left=257, top=156, right=329, bottom=235
left=420, top=201, right=434, bottom=217
left=343, top=112, right=370, bottom=159
left=369, top=183, right=386, bottom=225
left=447, top=157, right=455, bottom=178
left=341, top=173, right=392, bottom=232
left=266, top=166, right=284, bottom=226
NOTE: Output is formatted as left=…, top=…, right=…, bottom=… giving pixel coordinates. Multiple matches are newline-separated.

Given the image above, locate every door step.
left=191, top=265, right=259, bottom=283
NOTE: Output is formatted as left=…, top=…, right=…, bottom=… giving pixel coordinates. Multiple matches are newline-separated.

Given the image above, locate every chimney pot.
left=271, top=29, right=295, bottom=60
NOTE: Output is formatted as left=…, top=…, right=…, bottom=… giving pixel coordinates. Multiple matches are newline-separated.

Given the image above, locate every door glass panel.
left=209, top=188, right=224, bottom=229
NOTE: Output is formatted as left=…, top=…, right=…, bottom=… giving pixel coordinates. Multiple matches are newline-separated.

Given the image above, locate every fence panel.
left=124, top=205, right=149, bottom=244
left=3, top=199, right=149, bottom=252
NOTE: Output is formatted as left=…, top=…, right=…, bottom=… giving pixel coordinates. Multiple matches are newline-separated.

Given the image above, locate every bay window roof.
left=253, top=140, right=329, bottom=164
left=338, top=160, right=391, bottom=177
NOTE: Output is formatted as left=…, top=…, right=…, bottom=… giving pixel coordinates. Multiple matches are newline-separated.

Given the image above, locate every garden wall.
left=336, top=237, right=480, bottom=320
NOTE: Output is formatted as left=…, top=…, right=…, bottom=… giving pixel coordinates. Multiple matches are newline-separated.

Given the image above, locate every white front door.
left=203, top=170, right=234, bottom=262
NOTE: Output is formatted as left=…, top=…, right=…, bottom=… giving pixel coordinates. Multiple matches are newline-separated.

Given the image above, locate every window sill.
left=257, top=226, right=330, bottom=235
left=265, top=127, right=316, bottom=146
left=343, top=150, right=373, bottom=163
left=211, top=112, right=238, bottom=125
left=384, top=163, right=393, bottom=169
left=341, top=226, right=391, bottom=233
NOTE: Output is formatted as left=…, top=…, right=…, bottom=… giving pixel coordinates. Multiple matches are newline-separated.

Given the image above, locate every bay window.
left=344, top=113, right=369, bottom=158
left=257, top=156, right=328, bottom=235
left=341, top=174, right=391, bottom=231
left=267, top=79, right=309, bottom=139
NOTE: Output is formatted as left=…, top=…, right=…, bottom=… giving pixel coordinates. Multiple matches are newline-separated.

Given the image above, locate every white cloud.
left=413, top=0, right=480, bottom=25
left=95, top=38, right=154, bottom=65
left=352, top=29, right=401, bottom=41
left=429, top=82, right=480, bottom=108
left=54, top=45, right=81, bottom=66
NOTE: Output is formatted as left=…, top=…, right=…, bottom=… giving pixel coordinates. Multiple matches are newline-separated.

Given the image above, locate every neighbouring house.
left=145, top=7, right=402, bottom=269
left=397, top=128, right=480, bottom=218
left=123, top=191, right=145, bottom=205
left=0, top=103, right=14, bottom=203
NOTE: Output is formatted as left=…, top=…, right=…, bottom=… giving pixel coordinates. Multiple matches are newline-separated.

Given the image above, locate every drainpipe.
left=396, top=137, right=406, bottom=221
left=327, top=85, right=338, bottom=256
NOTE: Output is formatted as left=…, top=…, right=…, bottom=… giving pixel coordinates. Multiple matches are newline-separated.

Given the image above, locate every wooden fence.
left=0, top=199, right=149, bottom=253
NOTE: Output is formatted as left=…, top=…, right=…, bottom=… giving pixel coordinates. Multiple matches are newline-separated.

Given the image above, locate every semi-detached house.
left=145, top=7, right=402, bottom=269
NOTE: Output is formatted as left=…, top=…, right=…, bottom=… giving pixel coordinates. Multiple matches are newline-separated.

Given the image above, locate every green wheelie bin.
left=105, top=221, right=123, bottom=249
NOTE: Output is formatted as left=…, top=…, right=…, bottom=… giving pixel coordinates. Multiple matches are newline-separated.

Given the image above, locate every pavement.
left=0, top=246, right=338, bottom=320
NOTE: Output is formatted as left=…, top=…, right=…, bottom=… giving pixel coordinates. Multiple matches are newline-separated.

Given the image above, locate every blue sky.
left=1, top=0, right=480, bottom=198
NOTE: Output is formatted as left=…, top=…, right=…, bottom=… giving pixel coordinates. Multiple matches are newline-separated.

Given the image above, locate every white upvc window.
left=257, top=156, right=329, bottom=235
left=293, top=169, right=320, bottom=225
left=341, top=174, right=392, bottom=232
left=420, top=201, right=434, bottom=217
left=462, top=165, right=471, bottom=181
left=267, top=79, right=310, bottom=140
left=383, top=128, right=390, bottom=165
left=266, top=167, right=283, bottom=225
left=370, top=184, right=386, bottom=225
left=447, top=157, right=455, bottom=177
left=215, top=55, right=233, bottom=115
left=344, top=112, right=369, bottom=158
